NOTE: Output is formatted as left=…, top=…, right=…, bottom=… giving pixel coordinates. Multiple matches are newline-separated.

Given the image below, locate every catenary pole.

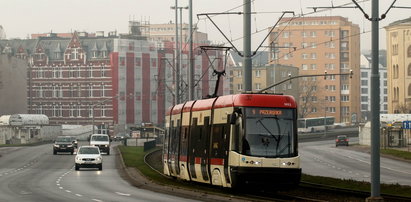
left=174, top=0, right=180, bottom=104
left=370, top=0, right=381, bottom=199
left=188, top=0, right=194, bottom=101
left=243, top=0, right=252, bottom=91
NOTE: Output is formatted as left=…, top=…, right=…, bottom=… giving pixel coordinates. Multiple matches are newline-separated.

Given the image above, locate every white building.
left=360, top=51, right=388, bottom=122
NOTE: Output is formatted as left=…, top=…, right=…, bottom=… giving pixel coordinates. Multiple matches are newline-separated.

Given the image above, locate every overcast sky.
left=1, top=0, right=411, bottom=51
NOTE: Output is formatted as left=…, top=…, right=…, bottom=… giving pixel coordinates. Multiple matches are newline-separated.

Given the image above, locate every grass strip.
left=381, top=148, right=411, bottom=161
left=302, top=174, right=411, bottom=197
left=119, top=146, right=411, bottom=198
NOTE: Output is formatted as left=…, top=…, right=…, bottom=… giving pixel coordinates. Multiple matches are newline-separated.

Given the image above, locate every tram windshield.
left=243, top=108, right=296, bottom=158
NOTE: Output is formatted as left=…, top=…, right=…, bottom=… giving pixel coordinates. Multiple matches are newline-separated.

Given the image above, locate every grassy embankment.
left=119, top=145, right=411, bottom=197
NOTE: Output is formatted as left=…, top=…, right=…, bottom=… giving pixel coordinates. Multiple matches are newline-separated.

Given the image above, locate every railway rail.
left=144, top=149, right=411, bottom=201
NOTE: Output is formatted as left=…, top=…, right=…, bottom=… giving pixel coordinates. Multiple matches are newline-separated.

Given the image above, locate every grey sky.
left=1, top=0, right=410, bottom=51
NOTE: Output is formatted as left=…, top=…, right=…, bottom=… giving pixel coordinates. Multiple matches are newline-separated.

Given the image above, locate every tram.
left=163, top=93, right=301, bottom=188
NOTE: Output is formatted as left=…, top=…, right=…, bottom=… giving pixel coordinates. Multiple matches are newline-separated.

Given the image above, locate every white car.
left=75, top=146, right=103, bottom=171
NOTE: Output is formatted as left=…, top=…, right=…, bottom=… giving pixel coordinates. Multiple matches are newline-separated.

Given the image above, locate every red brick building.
left=0, top=29, right=227, bottom=133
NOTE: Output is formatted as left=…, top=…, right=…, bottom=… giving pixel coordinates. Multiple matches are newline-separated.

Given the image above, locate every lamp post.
left=170, top=4, right=188, bottom=104
left=91, top=94, right=121, bottom=134
left=324, top=100, right=327, bottom=137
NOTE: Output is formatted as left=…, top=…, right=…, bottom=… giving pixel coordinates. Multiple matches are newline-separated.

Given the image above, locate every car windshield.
left=91, top=135, right=108, bottom=141
left=79, top=147, right=100, bottom=154
left=56, top=137, right=72, bottom=142
left=243, top=108, right=296, bottom=158
left=338, top=136, right=347, bottom=139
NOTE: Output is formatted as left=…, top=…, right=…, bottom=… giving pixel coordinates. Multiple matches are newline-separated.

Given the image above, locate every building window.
left=237, top=70, right=242, bottom=77
left=329, top=96, right=336, bottom=102
left=361, top=96, right=368, bottom=102
left=361, top=80, right=368, bottom=85
left=301, top=64, right=308, bottom=70
left=408, top=84, right=411, bottom=96
left=408, top=64, right=411, bottom=76
left=408, top=45, right=411, bottom=57
left=71, top=48, right=79, bottom=60
left=136, top=57, right=141, bottom=66
left=311, top=31, right=316, bottom=37
left=312, top=107, right=317, bottom=112
left=255, top=70, right=261, bottom=77
left=311, top=53, right=317, bottom=59
left=310, top=64, right=317, bottom=70
left=301, top=42, right=308, bottom=48
left=342, top=84, right=349, bottom=91
left=101, top=105, right=106, bottom=117
left=361, top=88, right=368, bottom=94
left=89, top=84, right=93, bottom=97
left=341, top=95, right=350, bottom=102
left=361, top=72, right=368, bottom=78
left=237, top=83, right=243, bottom=91
left=101, top=84, right=105, bottom=97
left=311, top=42, right=316, bottom=48
left=255, top=83, right=261, bottom=90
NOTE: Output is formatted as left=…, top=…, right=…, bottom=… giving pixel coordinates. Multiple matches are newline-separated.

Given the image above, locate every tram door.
left=188, top=118, right=198, bottom=179
left=201, top=117, right=210, bottom=181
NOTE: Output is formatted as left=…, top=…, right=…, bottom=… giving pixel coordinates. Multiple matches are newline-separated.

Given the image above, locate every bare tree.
left=396, top=103, right=410, bottom=113
left=298, top=78, right=320, bottom=118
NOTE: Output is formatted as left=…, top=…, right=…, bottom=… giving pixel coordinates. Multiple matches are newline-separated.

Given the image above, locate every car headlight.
left=68, top=145, right=73, bottom=147
left=54, top=144, right=59, bottom=147
left=76, top=157, right=81, bottom=161
left=97, top=157, right=102, bottom=161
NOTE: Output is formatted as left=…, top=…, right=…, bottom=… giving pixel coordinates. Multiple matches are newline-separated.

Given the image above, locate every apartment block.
left=268, top=16, right=361, bottom=124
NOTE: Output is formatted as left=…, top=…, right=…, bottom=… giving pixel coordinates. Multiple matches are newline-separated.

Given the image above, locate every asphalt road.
left=299, top=137, right=411, bottom=186
left=0, top=143, right=197, bottom=202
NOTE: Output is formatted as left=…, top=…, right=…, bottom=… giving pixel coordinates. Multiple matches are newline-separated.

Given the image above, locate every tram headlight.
left=282, top=162, right=294, bottom=166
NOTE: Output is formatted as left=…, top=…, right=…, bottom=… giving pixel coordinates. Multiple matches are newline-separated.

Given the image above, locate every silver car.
left=75, top=146, right=103, bottom=170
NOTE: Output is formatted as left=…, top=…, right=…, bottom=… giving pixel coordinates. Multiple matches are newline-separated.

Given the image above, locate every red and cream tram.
left=163, top=93, right=301, bottom=188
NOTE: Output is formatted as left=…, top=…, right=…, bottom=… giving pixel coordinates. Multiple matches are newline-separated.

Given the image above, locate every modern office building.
left=360, top=51, right=388, bottom=122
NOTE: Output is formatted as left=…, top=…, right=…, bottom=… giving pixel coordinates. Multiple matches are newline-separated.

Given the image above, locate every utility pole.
left=369, top=0, right=381, bottom=199
left=172, top=0, right=180, bottom=104
left=188, top=0, right=194, bottom=101
left=243, top=0, right=252, bottom=91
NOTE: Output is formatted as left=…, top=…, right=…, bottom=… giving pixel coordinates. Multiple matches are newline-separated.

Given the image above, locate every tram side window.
left=232, top=124, right=240, bottom=152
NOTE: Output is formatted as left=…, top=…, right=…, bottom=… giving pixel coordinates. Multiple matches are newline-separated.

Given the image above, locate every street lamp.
left=91, top=94, right=120, bottom=134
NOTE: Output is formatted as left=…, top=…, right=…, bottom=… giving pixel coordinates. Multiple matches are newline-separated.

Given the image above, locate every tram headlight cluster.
left=282, top=161, right=295, bottom=166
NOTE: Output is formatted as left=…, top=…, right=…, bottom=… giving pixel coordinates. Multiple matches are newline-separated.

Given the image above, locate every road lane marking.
left=75, top=194, right=82, bottom=197
left=115, top=192, right=131, bottom=196
left=92, top=199, right=103, bottom=202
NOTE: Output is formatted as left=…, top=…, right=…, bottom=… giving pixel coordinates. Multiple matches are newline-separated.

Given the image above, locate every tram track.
left=144, top=149, right=411, bottom=201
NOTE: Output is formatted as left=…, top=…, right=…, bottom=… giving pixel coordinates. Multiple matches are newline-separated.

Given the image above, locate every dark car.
left=113, top=133, right=129, bottom=141
left=335, top=135, right=349, bottom=147
left=53, top=136, right=75, bottom=155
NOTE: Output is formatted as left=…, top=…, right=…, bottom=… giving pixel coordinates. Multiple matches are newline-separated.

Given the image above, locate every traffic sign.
left=402, top=121, right=411, bottom=129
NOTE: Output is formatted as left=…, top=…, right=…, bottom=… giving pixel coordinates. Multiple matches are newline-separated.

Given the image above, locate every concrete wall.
left=359, top=122, right=371, bottom=146
left=0, top=55, right=28, bottom=115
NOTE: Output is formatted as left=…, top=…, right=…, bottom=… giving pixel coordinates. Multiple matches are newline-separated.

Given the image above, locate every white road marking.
left=115, top=192, right=131, bottom=196
left=92, top=199, right=103, bottom=202
left=59, top=187, right=64, bottom=189
left=75, top=194, right=82, bottom=197
left=65, top=190, right=71, bottom=193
